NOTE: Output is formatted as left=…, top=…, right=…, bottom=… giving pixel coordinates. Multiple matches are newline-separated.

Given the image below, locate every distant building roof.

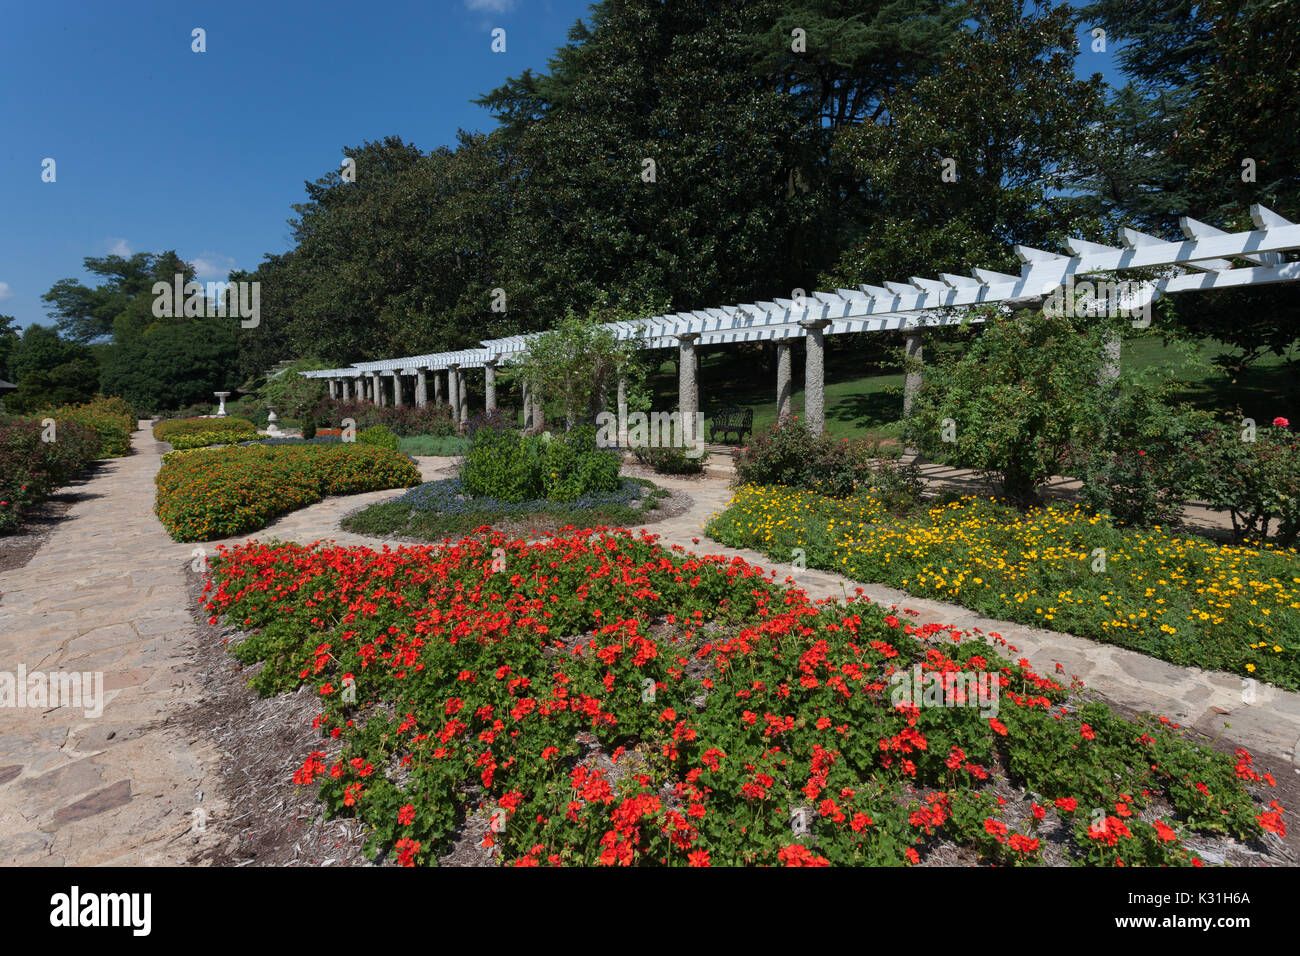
left=0, top=379, right=16, bottom=394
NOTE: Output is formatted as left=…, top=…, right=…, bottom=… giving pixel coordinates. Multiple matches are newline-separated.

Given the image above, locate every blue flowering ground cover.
left=342, top=476, right=671, bottom=538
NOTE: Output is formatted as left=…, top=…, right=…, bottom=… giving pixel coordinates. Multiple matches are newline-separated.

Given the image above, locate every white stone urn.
left=214, top=391, right=231, bottom=417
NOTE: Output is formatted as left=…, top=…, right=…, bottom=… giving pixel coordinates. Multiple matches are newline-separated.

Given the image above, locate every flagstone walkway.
left=2, top=430, right=1296, bottom=865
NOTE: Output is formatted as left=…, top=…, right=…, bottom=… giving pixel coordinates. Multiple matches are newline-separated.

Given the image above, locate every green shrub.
left=397, top=434, right=471, bottom=457
left=541, top=427, right=621, bottom=502
left=460, top=427, right=546, bottom=502
left=301, top=415, right=317, bottom=439
left=314, top=399, right=457, bottom=437
left=1079, top=405, right=1207, bottom=529
left=734, top=418, right=874, bottom=497
left=459, top=426, right=619, bottom=503
left=154, top=443, right=422, bottom=541
left=357, top=424, right=399, bottom=451
left=1185, top=418, right=1300, bottom=544
left=630, top=443, right=709, bottom=475
left=166, top=431, right=267, bottom=450
left=904, top=309, right=1107, bottom=507
left=0, top=416, right=101, bottom=532
left=154, top=416, right=257, bottom=441
left=867, top=458, right=926, bottom=515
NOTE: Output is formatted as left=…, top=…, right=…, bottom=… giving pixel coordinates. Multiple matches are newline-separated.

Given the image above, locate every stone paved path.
left=0, top=427, right=217, bottom=865
left=3, top=431, right=1296, bottom=866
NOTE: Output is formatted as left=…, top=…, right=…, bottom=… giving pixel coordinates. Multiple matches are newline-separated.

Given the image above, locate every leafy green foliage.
left=153, top=416, right=257, bottom=441
left=905, top=309, right=1111, bottom=506
left=514, top=308, right=646, bottom=430
left=735, top=418, right=875, bottom=497
left=459, top=425, right=620, bottom=503
left=1185, top=419, right=1300, bottom=545
left=356, top=424, right=399, bottom=451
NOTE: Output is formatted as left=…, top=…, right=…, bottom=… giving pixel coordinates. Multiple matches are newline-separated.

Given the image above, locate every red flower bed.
left=202, top=528, right=1283, bottom=866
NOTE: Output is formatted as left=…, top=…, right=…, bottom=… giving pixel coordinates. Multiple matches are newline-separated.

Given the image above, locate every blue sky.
left=0, top=0, right=1124, bottom=331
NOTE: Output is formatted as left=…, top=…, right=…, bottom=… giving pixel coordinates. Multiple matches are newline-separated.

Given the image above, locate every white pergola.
left=302, top=205, right=1300, bottom=431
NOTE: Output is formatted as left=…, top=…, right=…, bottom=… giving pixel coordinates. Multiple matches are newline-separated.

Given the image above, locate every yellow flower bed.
left=707, top=487, right=1300, bottom=690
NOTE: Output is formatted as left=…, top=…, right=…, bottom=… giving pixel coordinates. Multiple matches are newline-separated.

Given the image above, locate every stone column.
left=903, top=331, right=925, bottom=456
left=617, top=374, right=628, bottom=448
left=800, top=320, right=831, bottom=433
left=530, top=381, right=544, bottom=432
left=459, top=370, right=471, bottom=425
left=415, top=368, right=428, bottom=408
left=341, top=377, right=351, bottom=401
left=448, top=366, right=461, bottom=427
left=392, top=372, right=405, bottom=407
left=677, top=333, right=700, bottom=435
left=775, top=341, right=792, bottom=421
left=434, top=369, right=445, bottom=406
left=1098, top=331, right=1121, bottom=388
left=354, top=376, right=364, bottom=402
left=521, top=379, right=531, bottom=429
left=371, top=372, right=384, bottom=407
left=902, top=332, right=924, bottom=418
left=485, top=361, right=497, bottom=413
left=326, top=379, right=337, bottom=400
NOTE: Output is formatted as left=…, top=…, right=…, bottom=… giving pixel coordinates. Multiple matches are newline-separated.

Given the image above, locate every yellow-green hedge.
left=153, top=416, right=257, bottom=441
left=155, top=443, right=422, bottom=541
left=166, top=431, right=266, bottom=450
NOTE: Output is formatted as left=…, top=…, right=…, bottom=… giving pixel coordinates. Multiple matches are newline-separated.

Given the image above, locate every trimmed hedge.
left=167, top=431, right=267, bottom=450
left=154, top=443, right=422, bottom=541
left=153, top=416, right=257, bottom=442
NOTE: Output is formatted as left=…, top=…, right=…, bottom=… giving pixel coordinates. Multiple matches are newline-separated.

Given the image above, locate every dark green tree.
left=823, top=0, right=1107, bottom=285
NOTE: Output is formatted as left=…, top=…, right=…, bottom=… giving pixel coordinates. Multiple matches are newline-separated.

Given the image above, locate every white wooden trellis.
left=303, top=205, right=1300, bottom=429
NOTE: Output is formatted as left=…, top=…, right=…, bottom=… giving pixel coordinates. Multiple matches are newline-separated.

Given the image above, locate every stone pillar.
left=801, top=320, right=831, bottom=433
left=459, top=370, right=471, bottom=425
left=371, top=372, right=385, bottom=407
left=485, top=361, right=497, bottom=413
left=326, top=379, right=337, bottom=400
left=902, top=332, right=924, bottom=418
left=677, top=333, right=700, bottom=435
left=341, top=377, right=351, bottom=401
left=775, top=341, right=792, bottom=421
left=617, top=374, right=628, bottom=448
left=448, top=366, right=461, bottom=427
left=392, top=372, right=405, bottom=407
left=415, top=368, right=428, bottom=408
left=521, top=379, right=531, bottom=429
left=1098, top=331, right=1121, bottom=388
left=354, top=376, right=364, bottom=402
left=434, top=369, right=444, bottom=406
left=530, top=382, right=544, bottom=432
